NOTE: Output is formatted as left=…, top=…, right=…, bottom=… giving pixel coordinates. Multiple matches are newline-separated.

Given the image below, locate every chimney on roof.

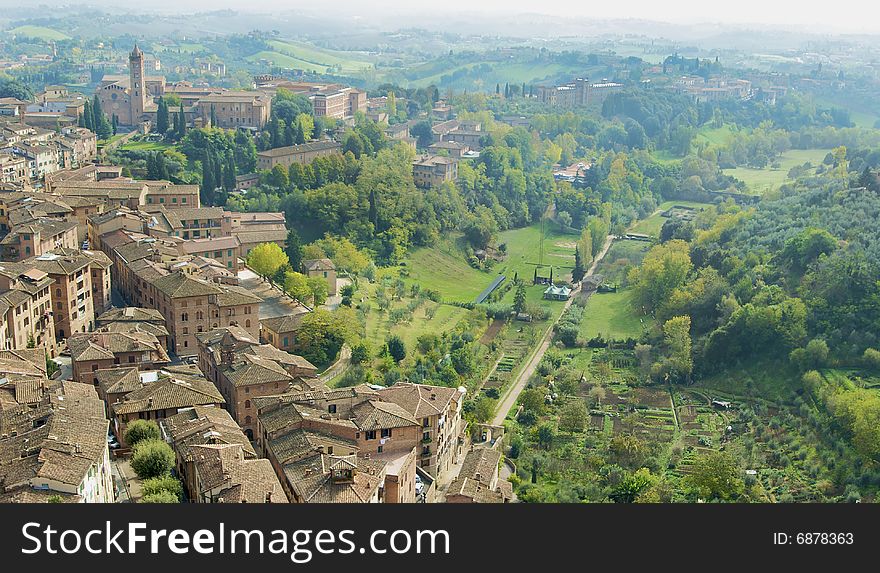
left=431, top=393, right=436, bottom=400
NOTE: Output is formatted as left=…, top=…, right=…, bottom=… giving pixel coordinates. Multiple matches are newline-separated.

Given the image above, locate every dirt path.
left=491, top=234, right=615, bottom=426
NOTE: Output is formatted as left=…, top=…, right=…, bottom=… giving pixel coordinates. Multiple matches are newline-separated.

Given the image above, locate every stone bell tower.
left=129, top=43, right=147, bottom=122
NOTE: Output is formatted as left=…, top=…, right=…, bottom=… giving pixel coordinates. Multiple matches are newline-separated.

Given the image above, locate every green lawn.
left=497, top=222, right=581, bottom=283
left=579, top=289, right=651, bottom=341
left=402, top=241, right=492, bottom=302
left=724, top=148, right=831, bottom=195
left=364, top=299, right=470, bottom=357
left=7, top=25, right=71, bottom=41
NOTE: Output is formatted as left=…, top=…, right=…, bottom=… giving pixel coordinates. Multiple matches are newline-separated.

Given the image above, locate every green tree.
left=350, top=341, right=371, bottom=365
left=123, top=420, right=161, bottom=447
left=307, top=276, right=329, bottom=306
left=142, top=475, right=183, bottom=501
left=572, top=246, right=586, bottom=282
left=864, top=348, right=880, bottom=370
left=558, top=399, right=588, bottom=434
left=536, top=422, right=556, bottom=450
left=684, top=450, right=744, bottom=501
left=294, top=308, right=358, bottom=365
left=663, top=315, right=693, bottom=381
left=247, top=243, right=289, bottom=279
left=130, top=439, right=175, bottom=479
left=629, top=240, right=693, bottom=313
left=283, top=270, right=311, bottom=303
left=156, top=97, right=169, bottom=133
left=474, top=397, right=495, bottom=423
left=513, top=282, right=527, bottom=315
left=141, top=491, right=178, bottom=504
left=386, top=335, right=407, bottom=363
left=285, top=228, right=304, bottom=272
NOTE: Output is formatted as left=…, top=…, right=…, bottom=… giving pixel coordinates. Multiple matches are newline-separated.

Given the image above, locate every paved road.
left=491, top=234, right=616, bottom=426
left=318, top=345, right=352, bottom=384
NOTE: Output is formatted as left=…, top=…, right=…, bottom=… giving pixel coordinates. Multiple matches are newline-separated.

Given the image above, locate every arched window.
left=245, top=400, right=251, bottom=409
left=245, top=319, right=251, bottom=328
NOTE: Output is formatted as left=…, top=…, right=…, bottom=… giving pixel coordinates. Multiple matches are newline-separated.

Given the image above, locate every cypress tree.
left=201, top=155, right=215, bottom=206
left=572, top=246, right=586, bottom=282
left=146, top=153, right=157, bottom=179
left=284, top=120, right=295, bottom=147
left=295, top=119, right=305, bottom=144
left=156, top=98, right=169, bottom=133
left=223, top=154, right=236, bottom=191
left=111, top=114, right=118, bottom=135
left=177, top=105, right=186, bottom=138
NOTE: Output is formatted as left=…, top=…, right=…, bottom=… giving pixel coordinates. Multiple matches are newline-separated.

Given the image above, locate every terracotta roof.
left=377, top=383, right=462, bottom=419
left=162, top=406, right=255, bottom=459
left=0, top=381, right=108, bottom=492
left=97, top=307, right=165, bottom=325
left=152, top=271, right=222, bottom=298
left=187, top=443, right=286, bottom=503
left=260, top=310, right=310, bottom=333
left=256, top=140, right=341, bottom=158
left=283, top=453, right=385, bottom=503
left=350, top=400, right=418, bottom=431
left=112, top=372, right=224, bottom=415
left=215, top=284, right=262, bottom=306
left=96, top=367, right=142, bottom=396
left=302, top=258, right=335, bottom=271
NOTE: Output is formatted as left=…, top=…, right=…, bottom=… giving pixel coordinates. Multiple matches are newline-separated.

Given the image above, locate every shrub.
left=130, top=439, right=175, bottom=479
left=124, top=420, right=161, bottom=447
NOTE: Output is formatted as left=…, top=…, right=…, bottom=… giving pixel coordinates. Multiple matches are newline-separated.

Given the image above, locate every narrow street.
left=491, top=234, right=616, bottom=426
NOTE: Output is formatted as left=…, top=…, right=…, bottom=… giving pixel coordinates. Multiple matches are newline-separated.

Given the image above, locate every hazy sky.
left=9, top=0, right=880, bottom=34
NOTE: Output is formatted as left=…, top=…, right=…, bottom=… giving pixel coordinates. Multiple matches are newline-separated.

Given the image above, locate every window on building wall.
left=366, top=430, right=376, bottom=440
left=245, top=319, right=250, bottom=328
left=245, top=400, right=251, bottom=409
left=381, top=428, right=392, bottom=438
left=328, top=404, right=337, bottom=414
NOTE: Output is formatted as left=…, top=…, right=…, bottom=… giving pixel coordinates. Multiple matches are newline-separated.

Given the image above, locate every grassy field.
left=118, top=139, right=176, bottom=152
left=724, top=148, right=831, bottom=195
left=247, top=51, right=333, bottom=73
left=592, top=239, right=651, bottom=284
left=267, top=40, right=373, bottom=75
left=410, top=61, right=577, bottom=89
left=694, top=125, right=736, bottom=147
left=157, top=42, right=208, bottom=54
left=363, top=297, right=470, bottom=356
left=7, top=25, right=71, bottom=41
left=578, top=289, right=651, bottom=341
left=629, top=200, right=713, bottom=237
left=497, top=222, right=581, bottom=283
left=402, top=239, right=492, bottom=302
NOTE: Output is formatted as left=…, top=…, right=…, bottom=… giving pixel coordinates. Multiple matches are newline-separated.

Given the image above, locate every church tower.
left=129, top=43, right=147, bottom=123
